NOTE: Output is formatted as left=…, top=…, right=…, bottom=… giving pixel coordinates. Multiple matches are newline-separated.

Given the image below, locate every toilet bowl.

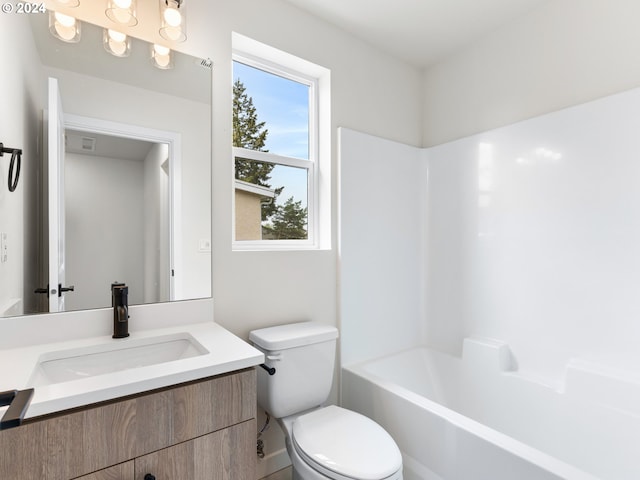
left=249, top=322, right=403, bottom=480
left=286, top=405, right=402, bottom=480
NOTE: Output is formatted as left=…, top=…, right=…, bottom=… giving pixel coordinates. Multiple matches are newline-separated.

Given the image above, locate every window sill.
left=232, top=240, right=329, bottom=252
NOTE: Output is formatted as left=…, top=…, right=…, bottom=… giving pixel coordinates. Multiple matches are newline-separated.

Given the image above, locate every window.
left=232, top=35, right=329, bottom=250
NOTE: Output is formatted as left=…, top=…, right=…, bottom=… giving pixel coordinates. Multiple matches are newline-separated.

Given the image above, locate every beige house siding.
left=235, top=180, right=275, bottom=240
left=235, top=190, right=264, bottom=240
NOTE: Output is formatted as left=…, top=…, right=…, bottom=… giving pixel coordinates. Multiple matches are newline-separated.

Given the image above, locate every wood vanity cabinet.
left=0, top=369, right=257, bottom=480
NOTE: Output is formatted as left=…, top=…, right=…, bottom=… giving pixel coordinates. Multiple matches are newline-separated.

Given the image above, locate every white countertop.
left=0, top=321, right=264, bottom=419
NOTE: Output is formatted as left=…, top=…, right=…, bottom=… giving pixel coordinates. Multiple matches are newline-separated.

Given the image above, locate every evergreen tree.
left=233, top=77, right=308, bottom=239
left=263, top=197, right=308, bottom=240
left=232, top=78, right=282, bottom=218
left=233, top=78, right=268, bottom=152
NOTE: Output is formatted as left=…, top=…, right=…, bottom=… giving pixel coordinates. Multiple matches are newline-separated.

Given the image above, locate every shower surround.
left=338, top=84, right=640, bottom=479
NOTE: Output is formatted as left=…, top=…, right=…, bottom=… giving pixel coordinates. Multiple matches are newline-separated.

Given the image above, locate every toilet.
left=249, top=322, right=403, bottom=480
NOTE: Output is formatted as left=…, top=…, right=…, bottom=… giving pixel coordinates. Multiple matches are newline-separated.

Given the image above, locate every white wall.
left=65, top=153, right=145, bottom=310
left=0, top=14, right=44, bottom=316
left=198, top=0, right=423, bottom=341
left=339, top=129, right=426, bottom=366
left=423, top=0, right=640, bottom=146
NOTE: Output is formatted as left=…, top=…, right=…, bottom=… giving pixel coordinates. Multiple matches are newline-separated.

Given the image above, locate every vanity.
left=0, top=302, right=264, bottom=480
left=0, top=370, right=256, bottom=479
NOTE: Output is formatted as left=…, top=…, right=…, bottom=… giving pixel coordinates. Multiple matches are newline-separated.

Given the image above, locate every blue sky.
left=233, top=61, right=309, bottom=209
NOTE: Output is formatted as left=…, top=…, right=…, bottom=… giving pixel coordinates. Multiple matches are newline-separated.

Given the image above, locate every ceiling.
left=66, top=129, right=156, bottom=162
left=284, top=0, right=550, bottom=68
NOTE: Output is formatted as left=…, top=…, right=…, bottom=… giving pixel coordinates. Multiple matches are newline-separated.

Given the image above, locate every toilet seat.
left=292, top=405, right=403, bottom=480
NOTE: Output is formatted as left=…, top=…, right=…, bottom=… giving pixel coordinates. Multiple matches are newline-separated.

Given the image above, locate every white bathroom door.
left=47, top=77, right=67, bottom=313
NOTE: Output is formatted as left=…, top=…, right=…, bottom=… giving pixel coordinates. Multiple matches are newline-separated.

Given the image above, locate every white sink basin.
left=28, top=333, right=208, bottom=387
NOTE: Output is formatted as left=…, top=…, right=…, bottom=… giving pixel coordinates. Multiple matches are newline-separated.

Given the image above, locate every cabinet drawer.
left=72, top=461, right=134, bottom=480
left=135, top=419, right=256, bottom=480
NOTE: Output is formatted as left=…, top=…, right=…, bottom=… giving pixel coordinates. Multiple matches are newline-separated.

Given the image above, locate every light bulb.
left=159, top=1, right=186, bottom=42
left=152, top=44, right=172, bottom=69
left=154, top=44, right=170, bottom=56
left=105, top=0, right=137, bottom=26
left=109, top=40, right=127, bottom=56
left=104, top=28, right=129, bottom=57
left=155, top=54, right=171, bottom=68
left=163, top=7, right=182, bottom=27
left=54, top=12, right=75, bottom=27
left=108, top=29, right=126, bottom=42
left=51, top=11, right=79, bottom=42
left=55, top=23, right=76, bottom=41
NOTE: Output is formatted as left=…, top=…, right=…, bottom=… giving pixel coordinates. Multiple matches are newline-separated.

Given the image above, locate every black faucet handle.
left=112, top=282, right=130, bottom=339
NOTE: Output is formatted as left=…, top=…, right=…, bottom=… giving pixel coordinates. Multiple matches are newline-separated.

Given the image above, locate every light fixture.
left=159, top=0, right=186, bottom=43
left=103, top=28, right=131, bottom=57
left=49, top=11, right=81, bottom=43
left=151, top=44, right=173, bottom=69
left=105, top=0, right=138, bottom=27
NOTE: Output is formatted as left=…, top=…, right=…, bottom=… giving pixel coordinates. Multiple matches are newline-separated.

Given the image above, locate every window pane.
left=233, top=61, right=309, bottom=159
left=234, top=158, right=308, bottom=241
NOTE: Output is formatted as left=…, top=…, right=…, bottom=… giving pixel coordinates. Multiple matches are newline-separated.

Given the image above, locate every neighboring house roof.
left=234, top=179, right=276, bottom=199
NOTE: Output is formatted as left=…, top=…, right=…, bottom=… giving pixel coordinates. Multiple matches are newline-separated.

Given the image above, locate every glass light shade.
left=159, top=0, right=186, bottom=42
left=105, top=0, right=138, bottom=27
left=49, top=11, right=81, bottom=43
left=103, top=28, right=131, bottom=57
left=151, top=44, right=173, bottom=69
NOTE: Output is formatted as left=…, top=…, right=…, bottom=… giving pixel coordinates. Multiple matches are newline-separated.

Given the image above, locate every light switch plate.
left=198, top=238, right=211, bottom=253
left=1, top=233, right=7, bottom=263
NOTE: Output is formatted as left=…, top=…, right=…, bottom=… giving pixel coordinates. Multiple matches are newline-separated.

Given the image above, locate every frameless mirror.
left=0, top=13, right=211, bottom=317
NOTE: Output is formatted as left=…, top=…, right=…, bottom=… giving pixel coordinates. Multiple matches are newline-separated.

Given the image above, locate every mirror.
left=0, top=13, right=211, bottom=317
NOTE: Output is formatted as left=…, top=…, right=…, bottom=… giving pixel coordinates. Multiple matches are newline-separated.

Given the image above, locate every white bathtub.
left=341, top=338, right=640, bottom=480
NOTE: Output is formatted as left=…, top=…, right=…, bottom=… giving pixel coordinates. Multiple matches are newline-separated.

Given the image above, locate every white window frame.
left=232, top=48, right=321, bottom=250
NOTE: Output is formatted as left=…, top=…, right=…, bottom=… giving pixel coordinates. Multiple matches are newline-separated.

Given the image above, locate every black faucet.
left=111, top=282, right=130, bottom=339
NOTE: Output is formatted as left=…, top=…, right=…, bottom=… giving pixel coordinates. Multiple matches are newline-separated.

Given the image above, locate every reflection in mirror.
left=64, top=128, right=171, bottom=311
left=0, top=13, right=211, bottom=318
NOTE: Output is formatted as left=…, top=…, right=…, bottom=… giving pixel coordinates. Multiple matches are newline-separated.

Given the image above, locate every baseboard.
left=256, top=448, right=291, bottom=479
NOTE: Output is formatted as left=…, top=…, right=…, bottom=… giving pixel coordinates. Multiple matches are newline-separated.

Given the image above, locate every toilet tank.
left=249, top=322, right=339, bottom=418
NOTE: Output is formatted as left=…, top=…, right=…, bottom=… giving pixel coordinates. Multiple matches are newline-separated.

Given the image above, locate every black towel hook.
left=0, top=142, right=22, bottom=192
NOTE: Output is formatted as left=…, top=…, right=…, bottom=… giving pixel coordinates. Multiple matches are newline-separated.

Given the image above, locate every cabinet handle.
left=0, top=389, right=34, bottom=430
left=144, top=475, right=156, bottom=480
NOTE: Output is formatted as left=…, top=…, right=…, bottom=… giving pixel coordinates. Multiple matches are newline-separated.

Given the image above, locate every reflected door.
left=47, top=77, right=68, bottom=312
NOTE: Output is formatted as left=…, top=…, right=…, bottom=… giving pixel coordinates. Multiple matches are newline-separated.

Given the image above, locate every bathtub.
left=341, top=338, right=640, bottom=480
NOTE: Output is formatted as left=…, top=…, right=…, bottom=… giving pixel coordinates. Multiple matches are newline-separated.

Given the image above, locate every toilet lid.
left=292, top=405, right=402, bottom=480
